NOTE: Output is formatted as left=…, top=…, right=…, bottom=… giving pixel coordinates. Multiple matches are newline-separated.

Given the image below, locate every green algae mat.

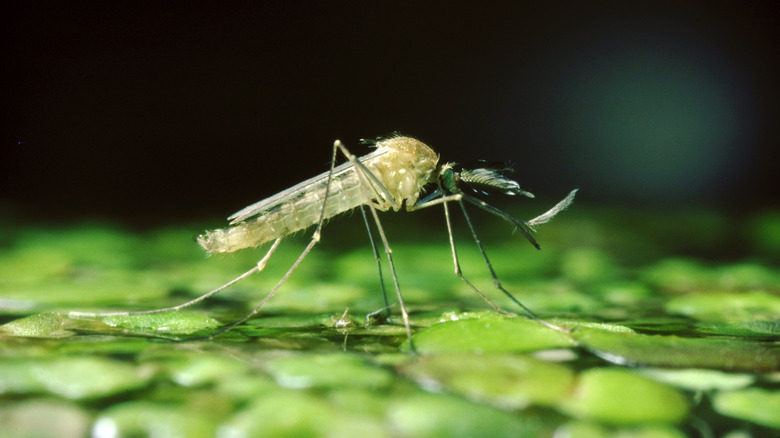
left=1, top=207, right=779, bottom=437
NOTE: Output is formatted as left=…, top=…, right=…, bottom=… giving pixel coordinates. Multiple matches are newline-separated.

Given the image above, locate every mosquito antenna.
left=527, top=189, right=578, bottom=227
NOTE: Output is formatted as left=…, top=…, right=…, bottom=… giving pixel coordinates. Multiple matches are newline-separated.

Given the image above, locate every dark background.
left=3, top=1, right=779, bottom=225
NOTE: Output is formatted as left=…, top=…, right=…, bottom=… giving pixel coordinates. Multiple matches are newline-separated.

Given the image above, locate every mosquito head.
left=437, top=162, right=535, bottom=198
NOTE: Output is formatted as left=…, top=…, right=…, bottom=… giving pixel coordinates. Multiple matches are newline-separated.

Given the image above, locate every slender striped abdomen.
left=198, top=173, right=368, bottom=253
left=197, top=136, right=439, bottom=254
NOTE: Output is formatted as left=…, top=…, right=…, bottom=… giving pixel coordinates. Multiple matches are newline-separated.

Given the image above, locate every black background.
left=3, top=1, right=779, bottom=225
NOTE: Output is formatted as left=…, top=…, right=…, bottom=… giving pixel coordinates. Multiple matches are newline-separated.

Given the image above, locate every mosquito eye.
left=440, top=168, right=457, bottom=190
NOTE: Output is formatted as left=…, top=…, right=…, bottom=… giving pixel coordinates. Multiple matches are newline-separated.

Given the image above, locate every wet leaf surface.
left=558, top=368, right=690, bottom=424
left=0, top=312, right=68, bottom=337
left=399, top=354, right=575, bottom=409
left=407, top=313, right=576, bottom=354
left=712, top=388, right=780, bottom=429
left=98, top=311, right=221, bottom=335
left=573, top=326, right=780, bottom=372
left=1, top=207, right=779, bottom=437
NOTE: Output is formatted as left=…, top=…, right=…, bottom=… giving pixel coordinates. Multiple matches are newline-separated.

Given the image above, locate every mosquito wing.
left=227, top=147, right=389, bottom=225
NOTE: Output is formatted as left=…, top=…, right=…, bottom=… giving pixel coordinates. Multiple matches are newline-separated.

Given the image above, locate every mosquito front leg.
left=410, top=191, right=568, bottom=332
left=457, top=200, right=569, bottom=333
left=410, top=195, right=513, bottom=315
left=442, top=201, right=515, bottom=315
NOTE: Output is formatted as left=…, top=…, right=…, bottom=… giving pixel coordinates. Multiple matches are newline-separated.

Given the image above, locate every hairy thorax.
left=364, top=136, right=439, bottom=211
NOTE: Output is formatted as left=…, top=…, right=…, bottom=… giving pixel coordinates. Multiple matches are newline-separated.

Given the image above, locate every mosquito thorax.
left=371, top=135, right=439, bottom=210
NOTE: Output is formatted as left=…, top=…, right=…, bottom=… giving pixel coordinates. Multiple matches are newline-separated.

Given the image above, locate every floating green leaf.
left=0, top=312, right=67, bottom=337
left=637, top=368, right=754, bottom=391
left=388, top=392, right=546, bottom=438
left=696, top=320, right=780, bottom=337
left=407, top=314, right=575, bottom=354
left=222, top=389, right=387, bottom=438
left=99, top=311, right=221, bottom=335
left=574, top=327, right=780, bottom=372
left=0, top=357, right=151, bottom=400
left=93, top=401, right=219, bottom=438
left=265, top=353, right=394, bottom=389
left=712, top=388, right=780, bottom=428
left=559, top=368, right=690, bottom=424
left=665, top=291, right=780, bottom=322
left=399, top=354, right=575, bottom=409
left=164, top=354, right=250, bottom=387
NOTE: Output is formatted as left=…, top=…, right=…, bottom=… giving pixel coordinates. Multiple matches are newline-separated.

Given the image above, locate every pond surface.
left=1, top=207, right=779, bottom=437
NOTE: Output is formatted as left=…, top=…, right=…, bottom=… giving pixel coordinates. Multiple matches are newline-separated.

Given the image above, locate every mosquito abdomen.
left=197, top=177, right=368, bottom=253
left=197, top=136, right=439, bottom=254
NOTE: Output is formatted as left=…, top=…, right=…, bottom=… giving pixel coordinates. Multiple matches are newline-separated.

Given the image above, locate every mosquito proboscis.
left=70, top=134, right=578, bottom=349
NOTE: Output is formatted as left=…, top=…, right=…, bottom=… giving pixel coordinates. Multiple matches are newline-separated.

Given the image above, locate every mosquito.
left=70, top=134, right=577, bottom=348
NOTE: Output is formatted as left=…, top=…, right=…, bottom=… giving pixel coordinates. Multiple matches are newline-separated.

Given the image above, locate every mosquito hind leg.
left=198, top=139, right=352, bottom=338
left=189, top=139, right=416, bottom=343
left=75, top=137, right=344, bottom=338
left=202, top=139, right=416, bottom=344
left=202, top=234, right=323, bottom=339
left=68, top=238, right=283, bottom=319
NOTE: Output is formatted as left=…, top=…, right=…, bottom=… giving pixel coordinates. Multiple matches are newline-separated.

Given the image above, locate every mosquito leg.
left=409, top=194, right=512, bottom=313
left=457, top=200, right=569, bottom=333
left=68, top=238, right=283, bottom=319
left=334, top=141, right=415, bottom=351
left=359, top=204, right=391, bottom=323
left=441, top=201, right=515, bottom=315
left=370, top=227, right=414, bottom=349
left=202, top=235, right=321, bottom=339
left=199, top=139, right=348, bottom=338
